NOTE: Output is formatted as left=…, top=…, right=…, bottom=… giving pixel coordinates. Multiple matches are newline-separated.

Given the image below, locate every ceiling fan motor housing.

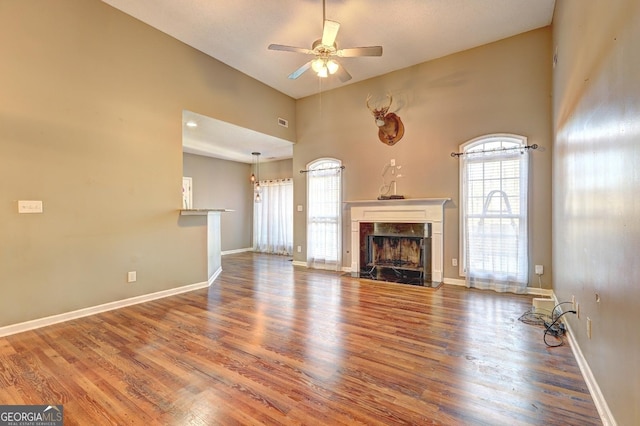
left=312, top=39, right=337, bottom=56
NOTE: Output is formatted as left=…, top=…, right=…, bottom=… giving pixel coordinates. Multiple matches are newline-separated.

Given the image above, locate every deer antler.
left=366, top=94, right=373, bottom=111
left=366, top=94, right=393, bottom=116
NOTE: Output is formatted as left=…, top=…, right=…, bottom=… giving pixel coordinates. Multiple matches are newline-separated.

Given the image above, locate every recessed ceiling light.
left=185, top=121, right=198, bottom=128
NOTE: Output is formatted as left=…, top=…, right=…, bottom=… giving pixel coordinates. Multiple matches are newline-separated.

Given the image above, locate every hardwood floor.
left=0, top=252, right=601, bottom=425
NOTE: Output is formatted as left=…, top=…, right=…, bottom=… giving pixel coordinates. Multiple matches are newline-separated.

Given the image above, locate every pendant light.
left=251, top=152, right=262, bottom=203
left=250, top=152, right=257, bottom=183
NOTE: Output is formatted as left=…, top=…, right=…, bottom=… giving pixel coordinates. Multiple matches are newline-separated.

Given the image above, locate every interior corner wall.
left=552, top=0, right=640, bottom=424
left=0, top=0, right=295, bottom=327
left=293, top=27, right=553, bottom=286
left=182, top=154, right=253, bottom=252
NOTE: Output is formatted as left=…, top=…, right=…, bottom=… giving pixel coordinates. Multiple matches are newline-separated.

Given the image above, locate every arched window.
left=459, top=134, right=529, bottom=293
left=306, top=158, right=342, bottom=270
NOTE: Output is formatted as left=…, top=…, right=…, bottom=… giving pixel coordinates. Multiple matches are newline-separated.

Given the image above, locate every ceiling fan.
left=267, top=0, right=383, bottom=82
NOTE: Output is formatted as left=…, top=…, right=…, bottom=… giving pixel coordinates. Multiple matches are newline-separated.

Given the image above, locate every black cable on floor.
left=518, top=301, right=576, bottom=347
left=543, top=310, right=576, bottom=347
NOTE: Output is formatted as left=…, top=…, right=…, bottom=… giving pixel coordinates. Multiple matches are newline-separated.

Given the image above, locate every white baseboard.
left=526, top=287, right=554, bottom=297
left=442, top=277, right=554, bottom=297
left=291, top=260, right=307, bottom=267
left=443, top=277, right=466, bottom=286
left=0, top=279, right=212, bottom=338
left=221, top=247, right=253, bottom=255
left=303, top=265, right=552, bottom=297
left=563, top=314, right=617, bottom=425
left=208, top=266, right=222, bottom=285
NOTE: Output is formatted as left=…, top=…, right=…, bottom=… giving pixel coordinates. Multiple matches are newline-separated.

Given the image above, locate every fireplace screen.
left=358, top=222, right=432, bottom=286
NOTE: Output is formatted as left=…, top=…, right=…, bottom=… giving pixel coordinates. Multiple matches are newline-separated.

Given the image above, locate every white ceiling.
left=102, top=0, right=556, bottom=163
left=182, top=110, right=294, bottom=163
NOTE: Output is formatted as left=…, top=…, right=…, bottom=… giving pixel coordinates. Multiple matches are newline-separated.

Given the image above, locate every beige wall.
left=294, top=28, right=553, bottom=286
left=258, top=158, right=294, bottom=181
left=182, top=153, right=253, bottom=251
left=180, top=156, right=294, bottom=253
left=552, top=1, right=640, bottom=424
left=3, top=0, right=632, bottom=421
left=0, top=0, right=295, bottom=327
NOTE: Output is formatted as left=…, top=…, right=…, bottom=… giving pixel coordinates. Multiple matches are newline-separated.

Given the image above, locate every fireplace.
left=346, top=198, right=449, bottom=287
left=360, top=222, right=431, bottom=285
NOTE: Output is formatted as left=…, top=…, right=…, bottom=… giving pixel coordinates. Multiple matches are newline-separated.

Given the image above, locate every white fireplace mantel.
left=345, top=198, right=450, bottom=283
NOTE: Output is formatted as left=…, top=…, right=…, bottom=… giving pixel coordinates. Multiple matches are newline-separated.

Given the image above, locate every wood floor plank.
left=0, top=252, right=601, bottom=425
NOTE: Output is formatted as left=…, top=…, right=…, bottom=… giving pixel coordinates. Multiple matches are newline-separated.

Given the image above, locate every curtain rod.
left=257, top=177, right=292, bottom=182
left=299, top=166, right=345, bottom=174
left=451, top=144, right=539, bottom=158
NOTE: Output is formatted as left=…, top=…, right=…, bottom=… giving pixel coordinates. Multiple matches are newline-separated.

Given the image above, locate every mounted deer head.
left=366, top=94, right=404, bottom=146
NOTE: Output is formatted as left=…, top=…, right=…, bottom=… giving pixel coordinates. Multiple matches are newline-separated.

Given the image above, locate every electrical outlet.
left=452, top=258, right=458, bottom=267
left=587, top=317, right=592, bottom=339
left=127, top=271, right=137, bottom=283
left=390, top=159, right=396, bottom=166
left=535, top=264, right=543, bottom=275
left=297, top=246, right=301, bottom=253
left=576, top=302, right=580, bottom=319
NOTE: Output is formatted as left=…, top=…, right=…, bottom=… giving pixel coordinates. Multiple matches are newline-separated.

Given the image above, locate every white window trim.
left=306, top=157, right=343, bottom=270
left=458, top=133, right=528, bottom=277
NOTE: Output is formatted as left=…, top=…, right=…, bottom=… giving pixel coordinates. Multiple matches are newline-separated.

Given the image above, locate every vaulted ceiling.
left=101, top=0, right=556, bottom=163
left=102, top=0, right=555, bottom=100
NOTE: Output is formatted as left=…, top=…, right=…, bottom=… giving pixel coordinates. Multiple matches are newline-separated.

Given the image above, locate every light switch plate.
left=18, top=200, right=43, bottom=213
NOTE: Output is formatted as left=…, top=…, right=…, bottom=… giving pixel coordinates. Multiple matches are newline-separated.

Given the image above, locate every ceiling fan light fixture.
left=327, top=59, right=339, bottom=74
left=317, top=66, right=329, bottom=78
left=267, top=0, right=381, bottom=83
left=311, top=58, right=324, bottom=73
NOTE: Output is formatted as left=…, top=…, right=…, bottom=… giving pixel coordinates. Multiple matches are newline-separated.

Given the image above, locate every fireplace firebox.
left=358, top=222, right=432, bottom=286
left=347, top=198, right=450, bottom=286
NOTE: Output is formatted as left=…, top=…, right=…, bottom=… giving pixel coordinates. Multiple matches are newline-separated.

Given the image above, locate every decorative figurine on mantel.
left=378, top=160, right=405, bottom=200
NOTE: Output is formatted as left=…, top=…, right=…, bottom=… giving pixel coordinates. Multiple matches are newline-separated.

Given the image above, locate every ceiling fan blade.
left=321, top=20, right=340, bottom=46
left=335, top=63, right=352, bottom=83
left=268, top=44, right=314, bottom=55
left=337, top=46, right=383, bottom=57
left=288, top=61, right=312, bottom=80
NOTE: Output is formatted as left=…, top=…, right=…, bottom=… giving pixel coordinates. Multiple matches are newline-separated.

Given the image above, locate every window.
left=460, top=134, right=529, bottom=293
left=306, top=158, right=342, bottom=270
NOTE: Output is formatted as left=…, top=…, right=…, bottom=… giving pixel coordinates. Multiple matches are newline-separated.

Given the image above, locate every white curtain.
left=253, top=178, right=293, bottom=255
left=306, top=159, right=342, bottom=270
left=462, top=147, right=529, bottom=293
